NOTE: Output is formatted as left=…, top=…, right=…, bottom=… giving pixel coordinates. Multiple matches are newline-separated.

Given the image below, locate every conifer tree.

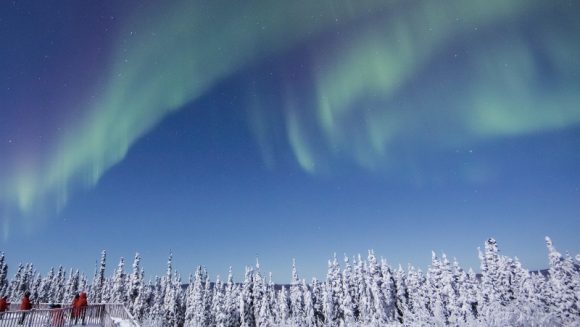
left=224, top=267, right=240, bottom=327
left=252, top=260, right=265, bottom=324
left=545, top=236, right=580, bottom=325
left=277, top=286, right=289, bottom=325
left=290, top=259, right=305, bottom=326
left=9, top=263, right=24, bottom=301
left=213, top=276, right=228, bottom=327
left=49, top=266, right=66, bottom=303
left=310, top=278, right=325, bottom=327
left=302, top=279, right=316, bottom=327
left=127, top=252, right=143, bottom=315
left=240, top=266, right=257, bottom=327
left=367, top=250, right=387, bottom=326
left=185, top=266, right=206, bottom=327
left=393, top=265, right=407, bottom=324
left=0, top=252, right=8, bottom=297
left=111, top=257, right=126, bottom=303
left=64, top=269, right=80, bottom=302
left=91, top=250, right=107, bottom=303
left=257, top=285, right=274, bottom=327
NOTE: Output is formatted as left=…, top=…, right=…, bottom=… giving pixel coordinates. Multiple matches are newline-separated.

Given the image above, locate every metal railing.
left=101, top=304, right=138, bottom=327
left=0, top=304, right=138, bottom=327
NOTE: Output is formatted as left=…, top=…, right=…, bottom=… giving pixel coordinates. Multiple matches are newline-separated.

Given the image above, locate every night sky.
left=1, top=0, right=579, bottom=281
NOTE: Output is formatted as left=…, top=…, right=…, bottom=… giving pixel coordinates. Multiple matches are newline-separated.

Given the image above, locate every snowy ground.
left=111, top=317, right=135, bottom=327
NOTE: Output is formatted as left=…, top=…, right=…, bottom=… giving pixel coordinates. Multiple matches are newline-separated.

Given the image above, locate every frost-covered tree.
left=224, top=267, right=240, bottom=327
left=252, top=260, right=265, bottom=325
left=49, top=266, right=66, bottom=303
left=212, top=276, right=228, bottom=327
left=64, top=269, right=80, bottom=302
left=367, top=250, right=388, bottom=326
left=91, top=250, right=107, bottom=303
left=133, top=277, right=152, bottom=322
left=289, top=259, right=305, bottom=326
left=185, top=266, right=207, bottom=327
left=127, top=252, right=143, bottom=315
left=111, top=257, right=126, bottom=303
left=393, top=265, right=407, bottom=324
left=240, top=266, right=256, bottom=327
left=277, top=286, right=290, bottom=325
left=0, top=252, right=8, bottom=297
left=310, top=278, right=325, bottom=327
left=545, top=236, right=580, bottom=325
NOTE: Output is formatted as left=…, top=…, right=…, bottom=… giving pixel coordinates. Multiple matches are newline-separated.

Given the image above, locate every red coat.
left=20, top=295, right=31, bottom=310
left=0, top=298, right=8, bottom=312
left=71, top=297, right=80, bottom=317
left=73, top=293, right=88, bottom=316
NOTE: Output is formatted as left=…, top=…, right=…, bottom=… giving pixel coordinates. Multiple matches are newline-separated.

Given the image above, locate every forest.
left=0, top=237, right=578, bottom=326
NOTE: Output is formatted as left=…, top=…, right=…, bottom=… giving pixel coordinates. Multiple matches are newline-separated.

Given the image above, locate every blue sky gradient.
left=1, top=0, right=579, bottom=281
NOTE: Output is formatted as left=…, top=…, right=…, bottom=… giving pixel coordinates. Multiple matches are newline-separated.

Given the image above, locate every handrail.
left=103, top=304, right=139, bottom=327
left=0, top=304, right=138, bottom=327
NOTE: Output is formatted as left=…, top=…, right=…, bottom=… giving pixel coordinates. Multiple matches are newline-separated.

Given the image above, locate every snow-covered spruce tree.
left=355, top=255, right=372, bottom=325
left=252, top=260, right=265, bottom=325
left=133, top=277, right=153, bottom=322
left=224, top=267, right=240, bottom=327
left=161, top=253, right=181, bottom=327
left=212, top=276, right=228, bottom=327
left=111, top=257, right=127, bottom=304
left=404, top=265, right=432, bottom=326
left=185, top=266, right=207, bottom=327
left=545, top=236, right=580, bottom=325
left=79, top=273, right=88, bottom=294
left=266, top=273, right=278, bottom=326
left=11, top=263, right=34, bottom=300
left=310, top=278, right=325, bottom=327
left=427, top=252, right=448, bottom=326
left=380, top=258, right=397, bottom=322
left=174, top=271, right=186, bottom=327
left=64, top=269, right=80, bottom=302
left=240, top=266, right=256, bottom=327
left=393, top=265, right=407, bottom=324
left=257, top=281, right=275, bottom=327
left=367, top=250, right=388, bottom=326
left=455, top=264, right=478, bottom=324
left=202, top=273, right=213, bottom=326
left=127, top=252, right=143, bottom=315
left=440, top=254, right=461, bottom=325
left=145, top=276, right=164, bottom=326
left=0, top=252, right=8, bottom=297
left=48, top=265, right=66, bottom=303
left=340, top=256, right=356, bottom=326
left=32, top=272, right=42, bottom=301
left=324, top=254, right=344, bottom=327
left=477, top=238, right=506, bottom=321
left=8, top=263, right=24, bottom=301
left=277, top=285, right=290, bottom=325
left=289, top=259, right=305, bottom=326
left=90, top=250, right=107, bottom=303
left=302, top=279, right=316, bottom=327
left=38, top=267, right=54, bottom=303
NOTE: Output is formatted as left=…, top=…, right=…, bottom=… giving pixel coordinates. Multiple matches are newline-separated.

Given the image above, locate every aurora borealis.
left=1, top=0, right=579, bottom=278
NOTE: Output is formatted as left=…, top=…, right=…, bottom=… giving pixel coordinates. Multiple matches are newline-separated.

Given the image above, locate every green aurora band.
left=2, top=0, right=579, bottom=234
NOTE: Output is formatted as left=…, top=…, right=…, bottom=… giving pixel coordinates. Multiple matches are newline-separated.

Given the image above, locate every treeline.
left=0, top=237, right=578, bottom=326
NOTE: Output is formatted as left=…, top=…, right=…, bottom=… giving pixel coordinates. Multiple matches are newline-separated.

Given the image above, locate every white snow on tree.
left=0, top=237, right=578, bottom=326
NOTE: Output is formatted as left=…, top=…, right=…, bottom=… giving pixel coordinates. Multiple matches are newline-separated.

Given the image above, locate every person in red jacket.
left=70, top=293, right=80, bottom=320
left=73, top=292, right=88, bottom=325
left=0, top=295, right=9, bottom=320
left=18, top=291, right=31, bottom=325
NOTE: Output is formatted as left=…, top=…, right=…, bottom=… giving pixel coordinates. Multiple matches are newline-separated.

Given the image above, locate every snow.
left=111, top=317, right=135, bottom=327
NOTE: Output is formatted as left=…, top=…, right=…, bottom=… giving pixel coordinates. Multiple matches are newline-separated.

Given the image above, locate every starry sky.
left=1, top=0, right=579, bottom=281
